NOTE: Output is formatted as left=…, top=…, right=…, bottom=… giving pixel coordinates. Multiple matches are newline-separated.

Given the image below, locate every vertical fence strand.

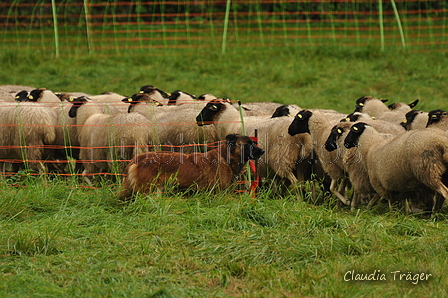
left=83, top=0, right=93, bottom=53
left=379, top=0, right=384, bottom=51
left=51, top=0, right=60, bottom=58
left=1, top=1, right=447, bottom=56
left=222, top=0, right=231, bottom=54
left=390, top=0, right=406, bottom=49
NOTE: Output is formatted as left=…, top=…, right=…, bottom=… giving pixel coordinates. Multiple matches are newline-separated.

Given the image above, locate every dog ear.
left=226, top=134, right=238, bottom=146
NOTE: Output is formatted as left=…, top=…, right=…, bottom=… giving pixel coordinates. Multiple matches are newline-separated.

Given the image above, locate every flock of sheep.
left=1, top=83, right=448, bottom=215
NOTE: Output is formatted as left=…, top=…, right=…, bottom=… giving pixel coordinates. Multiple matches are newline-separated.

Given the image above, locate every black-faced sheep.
left=354, top=96, right=419, bottom=125
left=14, top=90, right=29, bottom=102
left=288, top=109, right=350, bottom=205
left=0, top=85, right=35, bottom=102
left=196, top=99, right=317, bottom=193
left=138, top=85, right=171, bottom=105
left=324, top=121, right=387, bottom=209
left=22, top=89, right=80, bottom=173
left=426, top=109, right=448, bottom=130
left=344, top=122, right=448, bottom=213
left=67, top=96, right=153, bottom=185
left=325, top=115, right=406, bottom=209
left=400, top=110, right=429, bottom=131
left=124, top=93, right=219, bottom=153
left=88, top=91, right=129, bottom=114
left=0, top=99, right=57, bottom=174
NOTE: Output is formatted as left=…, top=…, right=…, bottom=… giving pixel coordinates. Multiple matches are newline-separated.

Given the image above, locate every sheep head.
left=54, top=92, right=72, bottom=102
left=388, top=99, right=419, bottom=110
left=325, top=125, right=347, bottom=152
left=167, top=90, right=196, bottom=105
left=271, top=105, right=291, bottom=118
left=427, top=109, right=448, bottom=127
left=123, top=93, right=162, bottom=113
left=196, top=100, right=224, bottom=126
left=26, top=88, right=47, bottom=102
left=287, top=110, right=313, bottom=136
left=401, top=110, right=423, bottom=130
left=67, top=96, right=90, bottom=118
left=14, top=90, right=29, bottom=102
left=139, top=85, right=170, bottom=98
left=354, top=96, right=388, bottom=112
left=344, top=122, right=370, bottom=149
left=197, top=94, right=218, bottom=101
left=341, top=112, right=360, bottom=122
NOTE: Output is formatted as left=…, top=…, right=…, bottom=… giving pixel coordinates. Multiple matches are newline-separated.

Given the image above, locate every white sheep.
left=24, top=89, right=80, bottom=173
left=138, top=85, right=171, bottom=105
left=0, top=100, right=57, bottom=174
left=326, top=113, right=406, bottom=209
left=344, top=122, right=448, bottom=213
left=67, top=96, right=153, bottom=185
left=196, top=99, right=315, bottom=192
left=89, top=91, right=129, bottom=114
left=426, top=109, right=448, bottom=131
left=124, top=93, right=219, bottom=153
left=0, top=85, right=35, bottom=102
left=354, top=96, right=419, bottom=125
left=288, top=109, right=350, bottom=205
left=400, top=110, right=429, bottom=131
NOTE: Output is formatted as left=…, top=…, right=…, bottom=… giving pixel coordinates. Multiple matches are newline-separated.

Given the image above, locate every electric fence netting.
left=0, top=95, right=267, bottom=195
left=1, top=0, right=447, bottom=57
left=0, top=1, right=447, bottom=194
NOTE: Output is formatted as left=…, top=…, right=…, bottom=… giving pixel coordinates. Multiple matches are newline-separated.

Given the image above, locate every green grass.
left=2, top=46, right=448, bottom=297
left=2, top=177, right=448, bottom=297
left=2, top=45, right=448, bottom=113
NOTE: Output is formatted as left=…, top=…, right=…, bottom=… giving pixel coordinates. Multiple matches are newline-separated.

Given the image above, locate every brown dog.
left=118, top=134, right=265, bottom=199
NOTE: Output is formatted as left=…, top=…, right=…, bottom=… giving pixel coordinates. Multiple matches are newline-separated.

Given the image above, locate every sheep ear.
left=408, top=99, right=419, bottom=108
left=381, top=99, right=388, bottom=103
left=209, top=104, right=219, bottom=112
left=296, top=110, right=312, bottom=120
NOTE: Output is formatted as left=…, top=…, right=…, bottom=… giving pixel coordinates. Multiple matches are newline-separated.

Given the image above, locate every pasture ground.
left=1, top=46, right=448, bottom=297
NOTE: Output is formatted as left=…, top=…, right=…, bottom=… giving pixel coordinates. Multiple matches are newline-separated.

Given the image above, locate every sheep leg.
left=435, top=183, right=448, bottom=209
left=82, top=169, right=94, bottom=186
left=351, top=192, right=360, bottom=211
left=329, top=178, right=350, bottom=206
left=337, top=177, right=348, bottom=198
left=432, top=193, right=445, bottom=214
left=286, top=172, right=306, bottom=196
left=366, top=194, right=381, bottom=209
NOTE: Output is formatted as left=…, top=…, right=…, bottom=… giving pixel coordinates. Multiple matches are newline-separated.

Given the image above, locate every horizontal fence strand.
left=1, top=1, right=447, bottom=55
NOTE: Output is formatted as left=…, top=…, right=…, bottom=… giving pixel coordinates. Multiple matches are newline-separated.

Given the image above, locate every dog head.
left=226, top=134, right=265, bottom=163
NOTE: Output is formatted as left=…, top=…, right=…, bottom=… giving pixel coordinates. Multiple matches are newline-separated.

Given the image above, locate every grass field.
left=1, top=46, right=448, bottom=297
